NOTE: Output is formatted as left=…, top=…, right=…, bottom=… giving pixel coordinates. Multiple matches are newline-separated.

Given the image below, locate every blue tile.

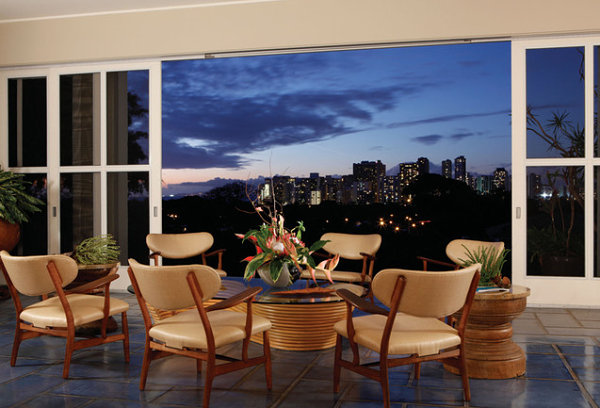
left=48, top=378, right=169, bottom=403
left=0, top=374, right=64, bottom=408
left=17, top=394, right=91, bottom=408
left=470, top=378, right=588, bottom=408
left=525, top=353, right=572, bottom=380
left=572, top=367, right=600, bottom=382
left=565, top=354, right=600, bottom=368
left=583, top=381, right=600, bottom=405
left=558, top=344, right=600, bottom=355
left=519, top=343, right=556, bottom=354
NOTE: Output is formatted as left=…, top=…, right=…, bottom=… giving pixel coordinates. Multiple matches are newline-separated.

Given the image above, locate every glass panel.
left=13, top=173, right=47, bottom=255
left=595, top=46, right=600, bottom=158
left=527, top=166, right=584, bottom=277
left=8, top=78, right=47, bottom=167
left=107, top=172, right=149, bottom=264
left=60, top=173, right=98, bottom=254
left=526, top=47, right=584, bottom=159
left=107, top=70, right=149, bottom=165
left=60, top=73, right=99, bottom=166
left=595, top=167, right=600, bottom=277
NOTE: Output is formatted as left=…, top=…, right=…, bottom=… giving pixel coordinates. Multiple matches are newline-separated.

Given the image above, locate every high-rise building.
left=528, top=173, right=541, bottom=198
left=476, top=175, right=493, bottom=195
left=272, top=176, right=295, bottom=205
left=442, top=159, right=452, bottom=179
left=417, top=157, right=430, bottom=175
left=454, top=156, right=466, bottom=183
left=353, top=160, right=386, bottom=203
left=493, top=168, right=508, bottom=191
left=398, top=162, right=419, bottom=188
left=381, top=176, right=400, bottom=203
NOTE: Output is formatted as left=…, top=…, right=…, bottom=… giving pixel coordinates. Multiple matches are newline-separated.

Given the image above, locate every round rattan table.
left=214, top=277, right=359, bottom=351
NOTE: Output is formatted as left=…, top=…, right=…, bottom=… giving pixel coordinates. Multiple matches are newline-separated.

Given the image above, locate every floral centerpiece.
left=237, top=207, right=339, bottom=287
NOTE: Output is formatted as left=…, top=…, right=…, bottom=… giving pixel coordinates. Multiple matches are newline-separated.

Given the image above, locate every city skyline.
left=161, top=42, right=512, bottom=196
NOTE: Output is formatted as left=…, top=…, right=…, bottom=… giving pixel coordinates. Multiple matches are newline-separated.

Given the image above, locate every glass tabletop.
left=217, top=276, right=362, bottom=305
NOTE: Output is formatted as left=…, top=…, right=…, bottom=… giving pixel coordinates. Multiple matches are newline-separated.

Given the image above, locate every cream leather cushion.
left=334, top=313, right=460, bottom=356
left=300, top=269, right=371, bottom=283
left=20, top=294, right=129, bottom=328
left=149, top=309, right=272, bottom=350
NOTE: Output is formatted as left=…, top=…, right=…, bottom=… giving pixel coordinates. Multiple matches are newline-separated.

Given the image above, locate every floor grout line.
left=553, top=343, right=599, bottom=408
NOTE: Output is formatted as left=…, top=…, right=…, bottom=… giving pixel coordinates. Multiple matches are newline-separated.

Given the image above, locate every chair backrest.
left=321, top=233, right=382, bottom=260
left=128, top=258, right=221, bottom=311
left=0, top=250, right=78, bottom=296
left=446, top=239, right=504, bottom=265
left=146, top=232, right=214, bottom=259
left=371, top=264, right=480, bottom=318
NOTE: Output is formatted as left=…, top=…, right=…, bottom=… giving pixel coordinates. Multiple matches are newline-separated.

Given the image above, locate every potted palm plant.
left=458, top=244, right=511, bottom=288
left=0, top=168, right=43, bottom=251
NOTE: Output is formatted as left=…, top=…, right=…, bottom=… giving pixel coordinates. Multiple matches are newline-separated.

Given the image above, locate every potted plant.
left=0, top=168, right=43, bottom=251
left=458, top=244, right=511, bottom=288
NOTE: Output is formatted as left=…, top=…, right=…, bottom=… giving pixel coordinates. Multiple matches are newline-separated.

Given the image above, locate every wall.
left=1, top=0, right=600, bottom=67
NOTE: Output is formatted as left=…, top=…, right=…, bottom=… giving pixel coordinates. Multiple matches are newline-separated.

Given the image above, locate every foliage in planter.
left=0, top=168, right=43, bottom=224
left=458, top=244, right=510, bottom=287
left=71, top=234, right=120, bottom=265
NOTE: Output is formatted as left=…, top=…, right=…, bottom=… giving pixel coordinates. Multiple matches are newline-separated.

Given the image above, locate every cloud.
left=411, top=134, right=443, bottom=145
left=386, top=109, right=510, bottom=129
left=449, top=131, right=479, bottom=141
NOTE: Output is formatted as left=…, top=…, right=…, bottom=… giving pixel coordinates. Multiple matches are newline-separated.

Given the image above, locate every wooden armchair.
left=418, top=239, right=504, bottom=271
left=300, top=232, right=381, bottom=284
left=146, top=232, right=227, bottom=277
left=0, top=250, right=130, bottom=379
left=127, top=259, right=272, bottom=408
left=333, top=264, right=480, bottom=408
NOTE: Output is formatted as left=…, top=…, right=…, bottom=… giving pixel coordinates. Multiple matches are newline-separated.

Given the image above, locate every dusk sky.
left=161, top=42, right=513, bottom=195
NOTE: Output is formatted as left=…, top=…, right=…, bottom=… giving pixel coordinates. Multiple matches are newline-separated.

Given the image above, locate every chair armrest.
left=203, top=248, right=226, bottom=257
left=416, top=256, right=458, bottom=270
left=312, top=251, right=330, bottom=259
left=205, top=287, right=262, bottom=312
left=64, top=274, right=119, bottom=295
left=336, top=288, right=388, bottom=316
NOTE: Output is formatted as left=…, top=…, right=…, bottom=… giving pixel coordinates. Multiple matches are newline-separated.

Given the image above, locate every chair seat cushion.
left=20, top=294, right=129, bottom=328
left=149, top=309, right=272, bottom=350
left=300, top=269, right=371, bottom=283
left=334, top=313, right=460, bottom=356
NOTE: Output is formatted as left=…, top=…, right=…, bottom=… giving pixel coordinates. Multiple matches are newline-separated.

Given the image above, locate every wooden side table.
left=445, top=285, right=530, bottom=379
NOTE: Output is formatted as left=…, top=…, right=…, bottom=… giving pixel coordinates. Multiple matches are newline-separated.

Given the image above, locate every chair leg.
left=139, top=340, right=152, bottom=390
left=380, top=358, right=390, bottom=408
left=10, top=326, right=22, bottom=367
left=414, top=362, right=421, bottom=379
left=63, top=330, right=75, bottom=379
left=121, top=312, right=130, bottom=363
left=333, top=335, right=342, bottom=393
left=196, top=358, right=202, bottom=374
left=263, top=331, right=272, bottom=390
left=459, top=352, right=471, bottom=401
left=203, top=355, right=216, bottom=408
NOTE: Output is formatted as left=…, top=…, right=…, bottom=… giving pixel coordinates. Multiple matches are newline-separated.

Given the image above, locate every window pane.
left=526, top=47, right=584, bottom=159
left=595, top=46, right=600, bottom=158
left=60, top=173, right=98, bottom=253
left=13, top=173, right=47, bottom=255
left=107, top=70, right=149, bottom=165
left=60, top=74, right=99, bottom=166
left=8, top=78, right=47, bottom=167
left=527, top=166, right=584, bottom=277
left=595, top=167, right=600, bottom=277
left=107, top=172, right=149, bottom=264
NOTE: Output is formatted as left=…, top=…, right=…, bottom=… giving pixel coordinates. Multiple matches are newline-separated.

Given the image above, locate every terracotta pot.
left=0, top=219, right=20, bottom=252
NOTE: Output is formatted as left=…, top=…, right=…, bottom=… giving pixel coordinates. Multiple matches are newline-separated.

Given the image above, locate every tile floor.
left=1, top=292, right=599, bottom=408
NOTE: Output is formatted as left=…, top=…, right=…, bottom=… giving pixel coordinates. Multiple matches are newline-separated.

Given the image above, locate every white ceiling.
left=0, top=0, right=264, bottom=23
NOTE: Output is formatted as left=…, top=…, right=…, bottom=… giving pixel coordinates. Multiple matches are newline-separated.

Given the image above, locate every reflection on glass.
left=107, top=172, right=149, bottom=264
left=107, top=71, right=149, bottom=165
left=527, top=166, right=584, bottom=277
left=14, top=174, right=47, bottom=255
left=60, top=173, right=98, bottom=254
left=60, top=74, right=99, bottom=166
left=526, top=47, right=584, bottom=159
left=8, top=78, right=47, bottom=167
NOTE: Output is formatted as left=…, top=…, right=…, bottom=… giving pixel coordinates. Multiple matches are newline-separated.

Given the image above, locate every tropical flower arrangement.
left=237, top=206, right=339, bottom=285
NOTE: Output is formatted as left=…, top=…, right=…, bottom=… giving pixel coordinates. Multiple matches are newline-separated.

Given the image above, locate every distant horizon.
left=162, top=42, right=512, bottom=195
